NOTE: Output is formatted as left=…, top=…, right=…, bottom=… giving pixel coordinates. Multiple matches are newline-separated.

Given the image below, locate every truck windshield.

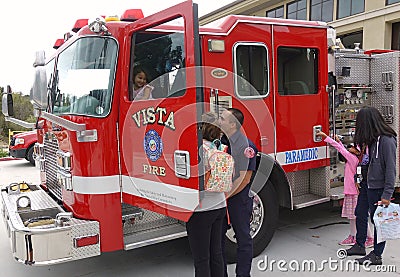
left=52, top=37, right=118, bottom=117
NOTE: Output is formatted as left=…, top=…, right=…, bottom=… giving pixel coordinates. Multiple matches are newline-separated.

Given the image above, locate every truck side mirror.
left=2, top=85, right=14, bottom=117
left=31, top=51, right=48, bottom=110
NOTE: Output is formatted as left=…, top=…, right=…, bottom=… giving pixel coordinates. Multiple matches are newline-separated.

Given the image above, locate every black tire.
left=225, top=181, right=279, bottom=263
left=26, top=146, right=35, bottom=166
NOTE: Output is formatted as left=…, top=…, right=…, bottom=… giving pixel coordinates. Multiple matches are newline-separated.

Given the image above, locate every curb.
left=0, top=157, right=21, bottom=162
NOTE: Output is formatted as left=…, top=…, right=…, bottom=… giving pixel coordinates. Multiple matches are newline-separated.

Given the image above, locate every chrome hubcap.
left=226, top=190, right=265, bottom=243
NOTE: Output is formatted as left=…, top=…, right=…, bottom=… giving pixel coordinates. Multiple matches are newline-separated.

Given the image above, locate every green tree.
left=0, top=87, right=35, bottom=142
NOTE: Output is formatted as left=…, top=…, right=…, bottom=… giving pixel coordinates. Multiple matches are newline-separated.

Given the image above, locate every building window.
left=266, top=6, right=284, bottom=18
left=287, top=0, right=307, bottom=20
left=310, top=0, right=333, bottom=22
left=277, top=47, right=319, bottom=96
left=387, top=0, right=400, bottom=5
left=337, top=31, right=363, bottom=49
left=234, top=43, right=269, bottom=98
left=392, top=22, right=400, bottom=50
left=337, top=0, right=364, bottom=19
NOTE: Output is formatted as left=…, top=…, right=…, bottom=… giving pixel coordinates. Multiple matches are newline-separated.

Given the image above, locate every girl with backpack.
left=185, top=112, right=231, bottom=277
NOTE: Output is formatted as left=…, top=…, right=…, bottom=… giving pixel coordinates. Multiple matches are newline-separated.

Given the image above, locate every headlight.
left=34, top=143, right=44, bottom=158
left=56, top=150, right=72, bottom=171
left=14, top=138, right=25, bottom=145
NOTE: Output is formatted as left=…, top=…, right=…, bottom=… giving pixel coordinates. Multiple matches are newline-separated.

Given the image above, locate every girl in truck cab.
left=131, top=67, right=153, bottom=101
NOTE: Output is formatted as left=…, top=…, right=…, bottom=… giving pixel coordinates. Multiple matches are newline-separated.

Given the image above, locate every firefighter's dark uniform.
left=221, top=131, right=258, bottom=277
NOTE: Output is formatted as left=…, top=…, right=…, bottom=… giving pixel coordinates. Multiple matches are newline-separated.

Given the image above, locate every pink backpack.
left=203, top=140, right=234, bottom=192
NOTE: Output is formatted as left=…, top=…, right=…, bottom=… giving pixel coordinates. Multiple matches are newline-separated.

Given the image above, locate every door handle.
left=313, top=125, right=322, bottom=142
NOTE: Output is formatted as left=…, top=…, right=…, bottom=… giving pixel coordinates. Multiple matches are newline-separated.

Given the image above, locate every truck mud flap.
left=1, top=182, right=100, bottom=266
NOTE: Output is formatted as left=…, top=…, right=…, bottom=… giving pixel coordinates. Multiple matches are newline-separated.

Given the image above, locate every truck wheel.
left=26, top=146, right=35, bottom=166
left=225, top=181, right=279, bottom=263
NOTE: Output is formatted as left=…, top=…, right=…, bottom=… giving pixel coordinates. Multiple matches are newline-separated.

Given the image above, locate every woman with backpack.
left=185, top=112, right=232, bottom=277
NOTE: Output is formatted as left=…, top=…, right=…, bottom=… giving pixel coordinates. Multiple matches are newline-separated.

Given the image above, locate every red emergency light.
left=53, top=39, right=64, bottom=49
left=120, top=9, right=144, bottom=22
left=72, top=19, right=89, bottom=32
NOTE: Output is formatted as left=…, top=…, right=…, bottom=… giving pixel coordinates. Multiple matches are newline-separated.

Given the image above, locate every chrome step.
left=293, top=194, right=331, bottom=209
left=123, top=222, right=187, bottom=250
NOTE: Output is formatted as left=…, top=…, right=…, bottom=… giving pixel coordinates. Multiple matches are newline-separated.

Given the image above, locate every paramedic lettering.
left=285, top=148, right=318, bottom=164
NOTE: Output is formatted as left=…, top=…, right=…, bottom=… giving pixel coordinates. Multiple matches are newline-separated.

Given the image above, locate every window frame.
left=130, top=30, right=187, bottom=100
left=277, top=46, right=319, bottom=96
left=233, top=42, right=270, bottom=100
left=337, top=0, right=365, bottom=19
left=266, top=5, right=284, bottom=18
left=52, top=36, right=118, bottom=117
left=386, top=0, right=400, bottom=5
left=287, top=0, right=307, bottom=20
left=337, top=31, right=363, bottom=49
left=309, top=0, right=333, bottom=22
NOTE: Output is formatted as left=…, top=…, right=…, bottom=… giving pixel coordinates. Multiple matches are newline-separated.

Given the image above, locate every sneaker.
left=339, top=235, right=355, bottom=246
left=355, top=251, right=382, bottom=265
left=365, top=237, right=374, bottom=248
left=345, top=243, right=366, bottom=256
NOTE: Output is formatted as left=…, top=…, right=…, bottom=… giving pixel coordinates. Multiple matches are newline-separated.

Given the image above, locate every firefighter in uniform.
left=219, top=108, right=258, bottom=277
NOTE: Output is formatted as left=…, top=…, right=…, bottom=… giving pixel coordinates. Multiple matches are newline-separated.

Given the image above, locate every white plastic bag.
left=373, top=202, right=400, bottom=243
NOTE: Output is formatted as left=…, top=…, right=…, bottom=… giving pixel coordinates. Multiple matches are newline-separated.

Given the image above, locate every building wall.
left=199, top=0, right=400, bottom=51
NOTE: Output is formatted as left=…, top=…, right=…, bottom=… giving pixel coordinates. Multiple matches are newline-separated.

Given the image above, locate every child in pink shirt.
left=318, top=131, right=373, bottom=247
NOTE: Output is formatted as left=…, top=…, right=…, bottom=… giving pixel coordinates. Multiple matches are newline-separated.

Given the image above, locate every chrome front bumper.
left=1, top=182, right=100, bottom=266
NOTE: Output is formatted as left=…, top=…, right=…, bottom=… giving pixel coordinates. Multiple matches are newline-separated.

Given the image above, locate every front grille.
left=10, top=137, right=15, bottom=146
left=44, top=134, right=62, bottom=200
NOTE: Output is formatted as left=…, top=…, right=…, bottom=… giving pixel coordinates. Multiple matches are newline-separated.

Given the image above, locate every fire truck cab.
left=6, top=0, right=396, bottom=266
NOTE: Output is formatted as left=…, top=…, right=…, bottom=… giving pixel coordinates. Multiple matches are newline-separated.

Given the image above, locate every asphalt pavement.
left=0, top=159, right=399, bottom=276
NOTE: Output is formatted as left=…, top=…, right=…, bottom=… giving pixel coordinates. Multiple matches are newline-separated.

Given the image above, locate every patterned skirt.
left=341, top=194, right=358, bottom=219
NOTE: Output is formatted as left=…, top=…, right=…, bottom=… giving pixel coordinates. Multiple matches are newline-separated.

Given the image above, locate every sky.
left=0, top=0, right=234, bottom=95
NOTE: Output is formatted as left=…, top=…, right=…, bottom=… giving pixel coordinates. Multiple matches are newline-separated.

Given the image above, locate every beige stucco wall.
left=365, top=0, right=386, bottom=12
left=330, top=3, right=400, bottom=50
left=364, top=17, right=386, bottom=49
left=200, top=0, right=400, bottom=51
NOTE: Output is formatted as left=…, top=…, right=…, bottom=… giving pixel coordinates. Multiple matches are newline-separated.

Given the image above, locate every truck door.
left=273, top=25, right=329, bottom=172
left=119, top=1, right=202, bottom=221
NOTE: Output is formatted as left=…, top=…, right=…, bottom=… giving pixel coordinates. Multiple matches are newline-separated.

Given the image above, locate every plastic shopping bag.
left=373, top=202, right=400, bottom=243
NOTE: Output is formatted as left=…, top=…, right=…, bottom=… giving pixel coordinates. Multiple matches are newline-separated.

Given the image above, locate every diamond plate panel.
left=7, top=189, right=59, bottom=211
left=286, top=167, right=330, bottom=198
left=286, top=170, right=309, bottom=197
left=370, top=52, right=400, bottom=185
left=123, top=208, right=179, bottom=235
left=71, top=219, right=100, bottom=260
left=310, top=167, right=330, bottom=197
left=335, top=53, right=370, bottom=85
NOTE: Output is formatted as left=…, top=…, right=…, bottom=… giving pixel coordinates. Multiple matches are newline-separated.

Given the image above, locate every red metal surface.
left=9, top=130, right=37, bottom=151
left=273, top=25, right=329, bottom=171
left=35, top=1, right=332, bottom=253
left=118, top=0, right=200, bottom=221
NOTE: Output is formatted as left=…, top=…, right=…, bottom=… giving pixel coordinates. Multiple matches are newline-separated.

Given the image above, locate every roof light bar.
left=120, top=9, right=144, bottom=22
left=72, top=19, right=89, bottom=32
left=53, top=39, right=64, bottom=49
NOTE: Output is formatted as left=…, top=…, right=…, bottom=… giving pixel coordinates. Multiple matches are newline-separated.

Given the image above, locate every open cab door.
left=120, top=1, right=202, bottom=221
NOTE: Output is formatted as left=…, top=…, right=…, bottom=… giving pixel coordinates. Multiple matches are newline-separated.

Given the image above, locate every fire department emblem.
left=144, top=129, right=163, bottom=162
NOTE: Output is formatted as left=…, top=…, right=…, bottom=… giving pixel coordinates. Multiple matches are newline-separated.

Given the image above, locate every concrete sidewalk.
left=0, top=160, right=399, bottom=276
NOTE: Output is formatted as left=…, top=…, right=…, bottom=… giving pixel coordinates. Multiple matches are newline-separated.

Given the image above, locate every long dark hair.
left=354, top=106, right=397, bottom=147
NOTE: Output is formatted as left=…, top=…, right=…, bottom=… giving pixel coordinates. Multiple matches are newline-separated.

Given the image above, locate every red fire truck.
left=1, top=0, right=399, bottom=266
left=8, top=131, right=37, bottom=166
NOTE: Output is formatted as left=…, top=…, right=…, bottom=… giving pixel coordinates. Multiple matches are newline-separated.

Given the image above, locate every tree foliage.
left=0, top=86, right=35, bottom=142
